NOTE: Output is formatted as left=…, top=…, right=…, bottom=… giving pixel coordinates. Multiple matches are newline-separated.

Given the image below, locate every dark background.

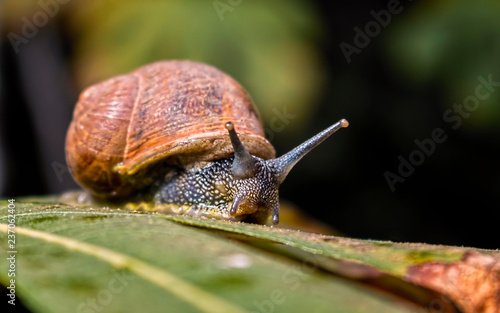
left=1, top=0, right=499, bottom=249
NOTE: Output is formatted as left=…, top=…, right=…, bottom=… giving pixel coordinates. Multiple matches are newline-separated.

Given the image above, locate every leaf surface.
left=0, top=200, right=420, bottom=313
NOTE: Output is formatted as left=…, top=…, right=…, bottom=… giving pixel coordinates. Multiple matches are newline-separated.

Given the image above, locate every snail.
left=65, top=60, right=348, bottom=224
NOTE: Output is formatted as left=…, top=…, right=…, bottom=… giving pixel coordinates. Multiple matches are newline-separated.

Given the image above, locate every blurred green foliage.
left=4, top=0, right=326, bottom=132
left=386, top=0, right=500, bottom=129
left=68, top=0, right=325, bottom=131
left=5, top=0, right=500, bottom=130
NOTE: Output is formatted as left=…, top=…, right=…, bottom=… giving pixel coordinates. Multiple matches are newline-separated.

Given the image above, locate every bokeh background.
left=1, top=0, right=499, bottom=249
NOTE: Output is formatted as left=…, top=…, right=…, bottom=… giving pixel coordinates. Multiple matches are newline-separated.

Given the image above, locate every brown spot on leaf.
left=405, top=252, right=500, bottom=313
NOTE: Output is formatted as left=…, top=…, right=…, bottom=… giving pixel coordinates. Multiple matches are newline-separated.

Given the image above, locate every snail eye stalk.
left=267, top=119, right=349, bottom=184
left=225, top=122, right=258, bottom=179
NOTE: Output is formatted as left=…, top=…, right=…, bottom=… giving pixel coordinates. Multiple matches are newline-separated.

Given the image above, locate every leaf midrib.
left=0, top=223, right=248, bottom=313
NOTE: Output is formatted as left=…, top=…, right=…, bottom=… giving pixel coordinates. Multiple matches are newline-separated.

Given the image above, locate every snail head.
left=224, top=119, right=349, bottom=224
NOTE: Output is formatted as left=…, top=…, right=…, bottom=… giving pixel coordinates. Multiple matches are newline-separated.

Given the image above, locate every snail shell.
left=65, top=60, right=275, bottom=200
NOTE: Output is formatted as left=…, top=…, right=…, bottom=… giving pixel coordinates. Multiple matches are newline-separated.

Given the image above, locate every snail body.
left=66, top=60, right=348, bottom=224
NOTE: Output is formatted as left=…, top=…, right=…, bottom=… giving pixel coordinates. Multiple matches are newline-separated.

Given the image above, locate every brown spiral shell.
left=65, top=60, right=275, bottom=199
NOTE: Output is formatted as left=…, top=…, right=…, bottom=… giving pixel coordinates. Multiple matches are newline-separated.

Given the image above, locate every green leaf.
left=0, top=200, right=420, bottom=313
left=165, top=215, right=467, bottom=275
left=164, top=214, right=500, bottom=312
